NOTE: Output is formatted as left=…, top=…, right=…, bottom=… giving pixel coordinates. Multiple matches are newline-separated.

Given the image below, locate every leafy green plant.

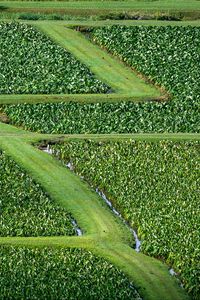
left=0, top=149, right=76, bottom=236
left=0, top=246, right=140, bottom=300
left=4, top=98, right=198, bottom=133
left=93, top=25, right=200, bottom=132
left=0, top=22, right=109, bottom=94
left=4, top=25, right=199, bottom=133
left=51, top=140, right=200, bottom=299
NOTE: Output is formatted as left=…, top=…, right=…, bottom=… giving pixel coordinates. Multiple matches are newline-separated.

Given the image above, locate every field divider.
left=1, top=123, right=200, bottom=141
left=0, top=93, right=160, bottom=105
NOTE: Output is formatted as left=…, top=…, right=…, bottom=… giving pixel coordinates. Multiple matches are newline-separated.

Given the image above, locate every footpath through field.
left=37, top=23, right=160, bottom=97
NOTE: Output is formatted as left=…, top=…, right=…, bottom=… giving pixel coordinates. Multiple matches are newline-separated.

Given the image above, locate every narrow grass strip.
left=1, top=123, right=200, bottom=141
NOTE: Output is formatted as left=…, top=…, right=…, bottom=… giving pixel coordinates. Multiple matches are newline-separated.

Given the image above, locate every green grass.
left=1, top=121, right=200, bottom=141
left=30, top=19, right=200, bottom=27
left=37, top=23, right=160, bottom=96
left=1, top=122, right=200, bottom=142
left=0, top=138, right=127, bottom=239
left=1, top=1, right=200, bottom=12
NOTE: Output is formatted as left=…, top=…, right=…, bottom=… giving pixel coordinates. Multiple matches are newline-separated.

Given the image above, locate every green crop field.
left=0, top=149, right=76, bottom=236
left=50, top=139, right=200, bottom=298
left=0, top=2, right=199, bottom=300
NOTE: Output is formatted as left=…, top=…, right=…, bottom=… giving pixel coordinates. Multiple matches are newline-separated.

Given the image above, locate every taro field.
left=0, top=6, right=199, bottom=300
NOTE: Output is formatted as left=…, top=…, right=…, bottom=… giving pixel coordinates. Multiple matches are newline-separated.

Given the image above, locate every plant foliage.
left=91, top=25, right=200, bottom=132
left=51, top=140, right=200, bottom=299
left=0, top=149, right=76, bottom=236
left=0, top=22, right=109, bottom=94
left=0, top=246, right=140, bottom=300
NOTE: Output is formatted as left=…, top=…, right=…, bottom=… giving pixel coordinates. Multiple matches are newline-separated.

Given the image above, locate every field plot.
left=3, top=24, right=199, bottom=133
left=0, top=7, right=199, bottom=300
left=0, top=149, right=76, bottom=236
left=0, top=22, right=109, bottom=94
left=51, top=139, right=200, bottom=299
left=0, top=246, right=141, bottom=299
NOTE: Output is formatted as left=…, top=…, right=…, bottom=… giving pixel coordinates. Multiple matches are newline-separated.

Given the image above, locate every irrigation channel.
left=42, top=144, right=178, bottom=279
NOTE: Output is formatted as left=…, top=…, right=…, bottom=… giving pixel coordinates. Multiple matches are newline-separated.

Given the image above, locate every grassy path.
left=29, top=19, right=200, bottom=27
left=0, top=138, right=127, bottom=240
left=0, top=134, right=190, bottom=300
left=1, top=122, right=200, bottom=141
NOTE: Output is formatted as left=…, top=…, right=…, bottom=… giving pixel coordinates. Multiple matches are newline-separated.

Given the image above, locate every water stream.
left=95, top=188, right=141, bottom=252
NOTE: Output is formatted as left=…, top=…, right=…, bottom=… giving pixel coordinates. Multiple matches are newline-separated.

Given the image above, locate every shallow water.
left=96, top=188, right=141, bottom=252
left=71, top=219, right=82, bottom=236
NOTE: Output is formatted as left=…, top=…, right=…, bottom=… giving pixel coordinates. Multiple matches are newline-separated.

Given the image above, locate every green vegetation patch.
left=0, top=149, right=76, bottom=236
left=0, top=22, right=109, bottom=94
left=4, top=25, right=199, bottom=133
left=4, top=99, right=198, bottom=133
left=0, top=246, right=140, bottom=300
left=51, top=140, right=200, bottom=299
left=91, top=25, right=200, bottom=132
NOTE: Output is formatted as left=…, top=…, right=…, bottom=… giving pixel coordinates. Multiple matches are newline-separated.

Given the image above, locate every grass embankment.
left=0, top=1, right=200, bottom=19
left=1, top=122, right=200, bottom=142
left=30, top=19, right=200, bottom=27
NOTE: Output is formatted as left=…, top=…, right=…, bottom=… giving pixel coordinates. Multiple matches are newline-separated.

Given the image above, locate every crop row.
left=0, top=149, right=76, bottom=236
left=0, top=246, right=140, bottom=299
left=4, top=98, right=198, bottom=133
left=51, top=140, right=200, bottom=299
left=0, top=22, right=109, bottom=94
